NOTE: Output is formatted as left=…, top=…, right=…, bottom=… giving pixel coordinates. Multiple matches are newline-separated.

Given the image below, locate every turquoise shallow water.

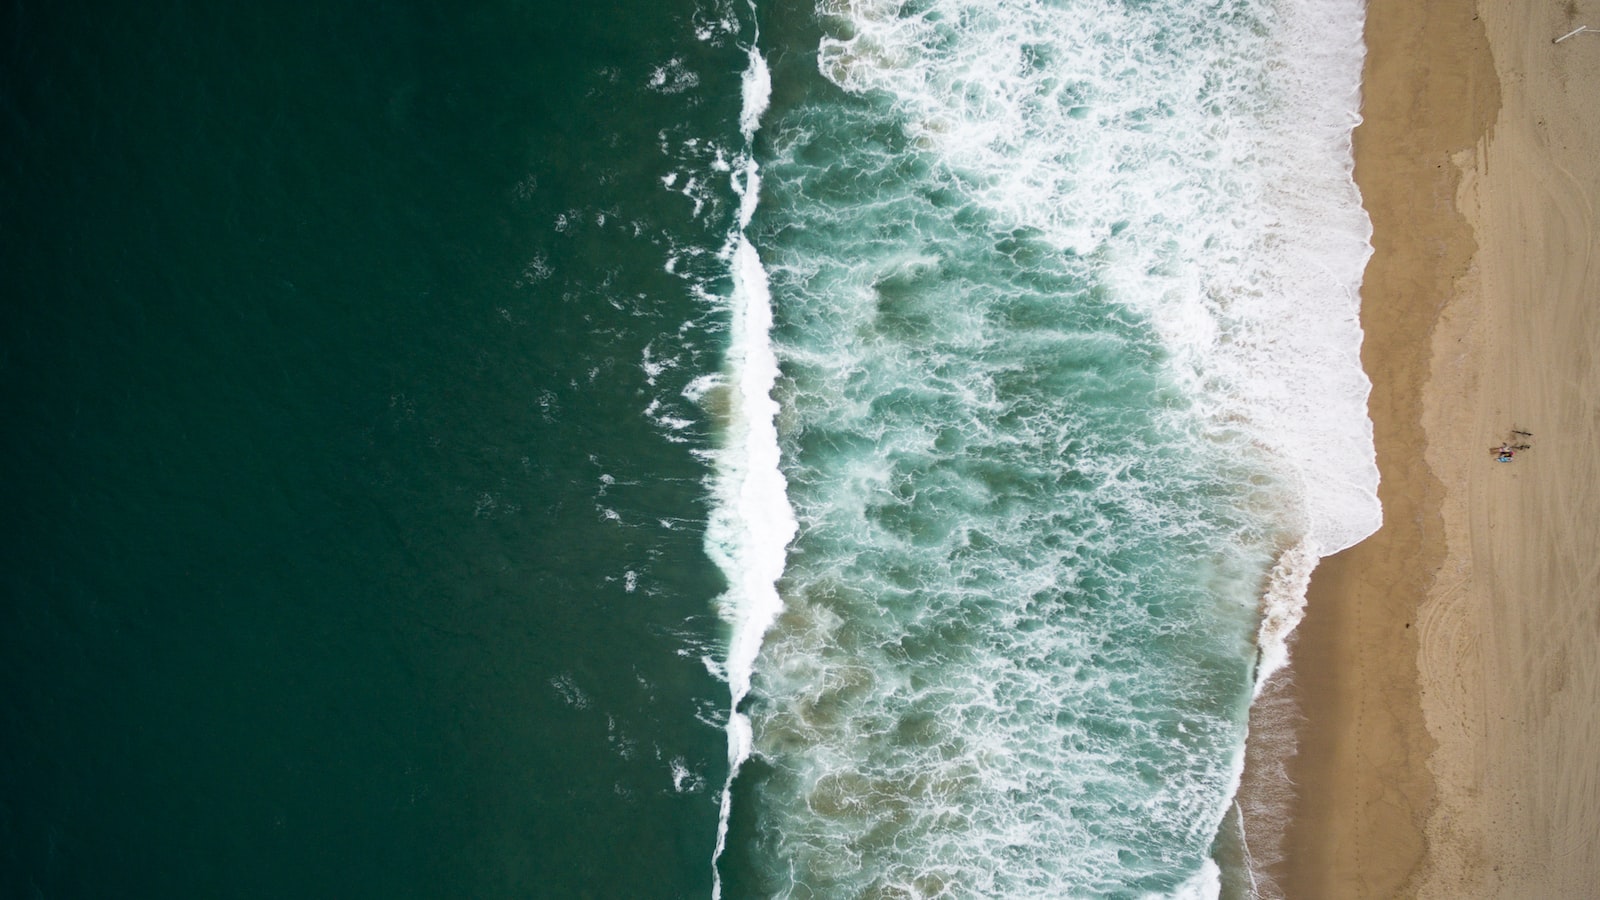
left=712, top=0, right=1374, bottom=895
left=713, top=11, right=1264, bottom=898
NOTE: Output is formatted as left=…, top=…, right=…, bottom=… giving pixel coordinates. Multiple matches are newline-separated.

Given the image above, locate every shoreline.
left=1275, top=0, right=1497, bottom=893
left=1243, top=0, right=1600, bottom=896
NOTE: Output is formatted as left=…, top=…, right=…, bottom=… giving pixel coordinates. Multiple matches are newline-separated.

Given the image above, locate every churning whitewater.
left=704, top=33, right=789, bottom=900
left=701, top=0, right=1378, bottom=895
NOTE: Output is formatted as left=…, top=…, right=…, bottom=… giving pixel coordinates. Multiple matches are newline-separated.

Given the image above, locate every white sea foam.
left=647, top=57, right=702, bottom=94
left=729, top=0, right=1378, bottom=894
left=815, top=0, right=1377, bottom=689
left=1165, top=860, right=1224, bottom=900
left=738, top=46, right=771, bottom=145
left=704, top=31, right=791, bottom=900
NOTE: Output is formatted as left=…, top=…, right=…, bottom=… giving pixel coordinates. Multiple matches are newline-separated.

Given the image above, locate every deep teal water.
left=1, top=2, right=738, bottom=897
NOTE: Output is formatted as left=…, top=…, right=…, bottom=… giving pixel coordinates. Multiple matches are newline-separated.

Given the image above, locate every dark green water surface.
left=1, top=2, right=738, bottom=896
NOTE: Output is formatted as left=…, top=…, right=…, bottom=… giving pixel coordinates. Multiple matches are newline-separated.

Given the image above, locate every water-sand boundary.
left=1244, top=0, right=1600, bottom=896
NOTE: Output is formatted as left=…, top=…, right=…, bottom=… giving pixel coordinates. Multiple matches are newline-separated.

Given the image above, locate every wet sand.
left=1245, top=0, right=1600, bottom=896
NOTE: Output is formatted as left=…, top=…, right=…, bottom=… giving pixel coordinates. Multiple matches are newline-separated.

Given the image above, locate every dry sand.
left=1247, top=0, right=1600, bottom=897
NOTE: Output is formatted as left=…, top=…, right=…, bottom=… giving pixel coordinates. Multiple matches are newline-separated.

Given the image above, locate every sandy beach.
left=1245, top=0, right=1600, bottom=896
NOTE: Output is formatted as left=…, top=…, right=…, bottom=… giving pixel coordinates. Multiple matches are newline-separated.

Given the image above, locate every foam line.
left=705, top=33, right=792, bottom=900
left=718, top=0, right=1377, bottom=892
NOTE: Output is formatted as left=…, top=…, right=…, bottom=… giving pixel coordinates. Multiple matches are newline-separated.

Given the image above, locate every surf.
left=700, top=20, right=790, bottom=898
left=704, top=0, right=1377, bottom=894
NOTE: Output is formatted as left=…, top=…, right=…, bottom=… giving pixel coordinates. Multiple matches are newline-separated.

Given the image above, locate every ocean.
left=0, top=0, right=1376, bottom=898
